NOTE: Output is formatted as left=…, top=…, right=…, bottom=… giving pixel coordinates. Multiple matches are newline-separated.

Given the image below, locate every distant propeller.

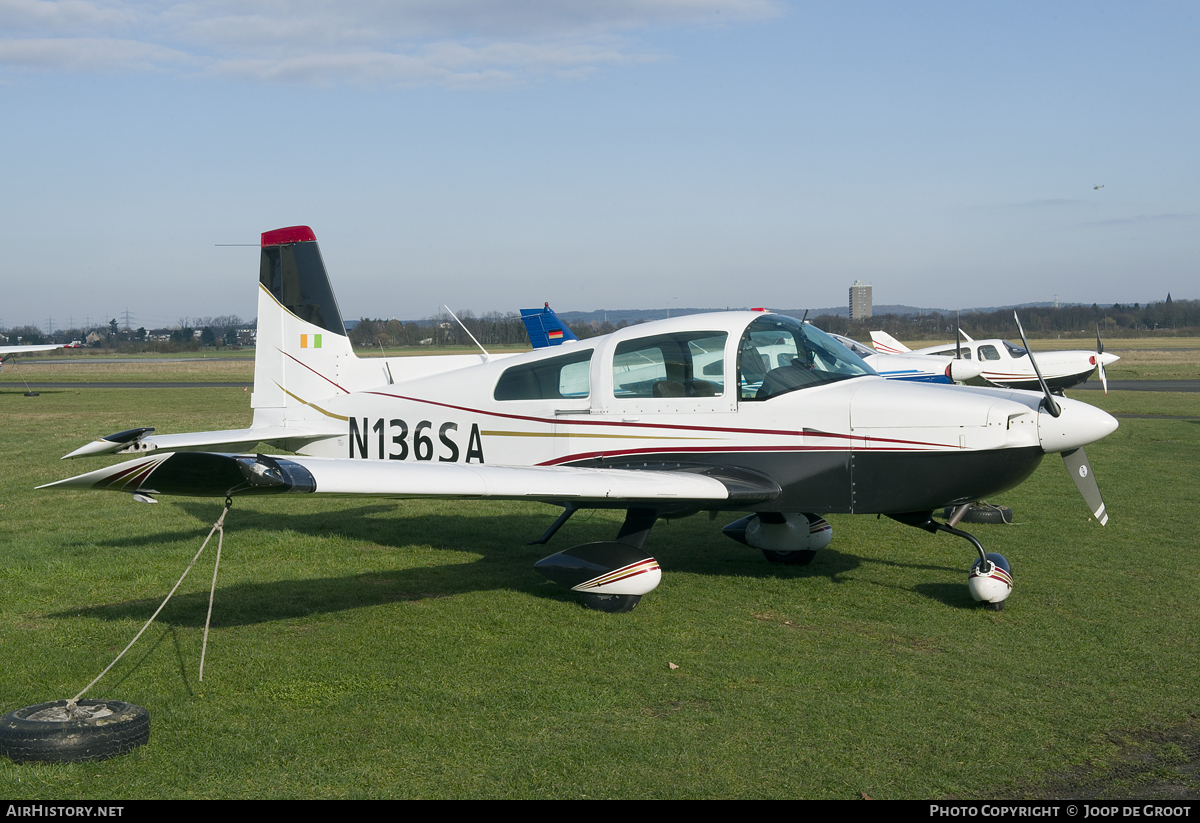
left=1095, top=325, right=1109, bottom=395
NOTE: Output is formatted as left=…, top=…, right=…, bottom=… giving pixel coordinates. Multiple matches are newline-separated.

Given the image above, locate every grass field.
left=0, top=354, right=1197, bottom=798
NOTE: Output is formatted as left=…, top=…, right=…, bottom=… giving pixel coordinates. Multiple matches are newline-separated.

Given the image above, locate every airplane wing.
left=40, top=451, right=781, bottom=507
left=1, top=344, right=61, bottom=357
left=61, top=424, right=345, bottom=459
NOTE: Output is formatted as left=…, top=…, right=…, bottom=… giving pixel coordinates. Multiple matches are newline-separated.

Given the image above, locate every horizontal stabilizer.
left=62, top=424, right=344, bottom=459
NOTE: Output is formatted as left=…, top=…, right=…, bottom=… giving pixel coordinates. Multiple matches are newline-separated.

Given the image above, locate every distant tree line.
left=348, top=310, right=640, bottom=350
left=0, top=315, right=252, bottom=352
left=350, top=298, right=1199, bottom=351
left=7, top=297, right=1196, bottom=355
left=806, top=296, right=1200, bottom=343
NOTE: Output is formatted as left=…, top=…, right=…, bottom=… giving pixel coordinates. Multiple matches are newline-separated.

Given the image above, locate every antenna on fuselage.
left=442, top=305, right=492, bottom=362
left=376, top=340, right=394, bottom=384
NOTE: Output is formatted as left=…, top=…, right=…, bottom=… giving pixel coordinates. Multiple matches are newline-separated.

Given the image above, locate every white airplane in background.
left=43, top=227, right=1118, bottom=612
left=827, top=333, right=985, bottom=385
left=870, top=329, right=1118, bottom=394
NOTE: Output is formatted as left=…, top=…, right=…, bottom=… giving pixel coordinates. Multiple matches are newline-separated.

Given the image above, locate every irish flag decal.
left=300, top=334, right=322, bottom=349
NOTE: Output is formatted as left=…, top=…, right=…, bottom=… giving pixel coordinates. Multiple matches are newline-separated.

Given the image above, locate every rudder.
left=252, top=226, right=358, bottom=418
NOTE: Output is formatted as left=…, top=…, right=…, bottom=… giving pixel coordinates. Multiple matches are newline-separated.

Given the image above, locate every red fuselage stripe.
left=362, top=391, right=954, bottom=450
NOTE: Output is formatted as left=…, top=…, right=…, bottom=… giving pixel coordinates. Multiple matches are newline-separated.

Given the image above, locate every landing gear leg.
left=615, top=507, right=658, bottom=549
left=527, top=504, right=579, bottom=545
left=888, top=509, right=1013, bottom=609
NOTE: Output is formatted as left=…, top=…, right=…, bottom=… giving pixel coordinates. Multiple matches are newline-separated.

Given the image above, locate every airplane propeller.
left=1062, top=447, right=1109, bottom=525
left=1013, top=312, right=1059, bottom=418
left=1014, top=311, right=1112, bottom=524
left=1095, top=326, right=1109, bottom=395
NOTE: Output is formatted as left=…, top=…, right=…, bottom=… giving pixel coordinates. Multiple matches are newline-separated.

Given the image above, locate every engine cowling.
left=946, top=358, right=984, bottom=383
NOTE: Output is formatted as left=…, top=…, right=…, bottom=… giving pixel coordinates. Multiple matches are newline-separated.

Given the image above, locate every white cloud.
left=0, top=0, right=783, bottom=85
left=0, top=36, right=191, bottom=71
left=0, top=0, right=134, bottom=33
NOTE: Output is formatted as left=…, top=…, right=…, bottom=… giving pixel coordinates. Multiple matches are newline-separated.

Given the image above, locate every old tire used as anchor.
left=0, top=699, right=150, bottom=764
left=944, top=503, right=1014, bottom=525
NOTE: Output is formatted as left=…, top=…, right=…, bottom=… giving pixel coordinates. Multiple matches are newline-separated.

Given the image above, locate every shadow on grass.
left=58, top=563, right=507, bottom=628
left=55, top=500, right=977, bottom=624
left=0, top=388, right=69, bottom=396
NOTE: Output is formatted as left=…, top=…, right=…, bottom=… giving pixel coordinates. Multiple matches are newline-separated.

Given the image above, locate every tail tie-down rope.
left=68, top=498, right=232, bottom=712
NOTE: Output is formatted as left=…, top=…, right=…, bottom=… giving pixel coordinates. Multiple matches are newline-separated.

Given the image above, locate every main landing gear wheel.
left=534, top=538, right=661, bottom=613
left=761, top=549, right=818, bottom=566
left=0, top=700, right=150, bottom=764
left=579, top=593, right=642, bottom=613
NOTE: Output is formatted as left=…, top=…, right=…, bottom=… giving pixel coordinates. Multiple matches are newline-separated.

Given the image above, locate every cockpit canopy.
left=737, top=315, right=875, bottom=400
left=931, top=340, right=1028, bottom=361
left=493, top=312, right=875, bottom=403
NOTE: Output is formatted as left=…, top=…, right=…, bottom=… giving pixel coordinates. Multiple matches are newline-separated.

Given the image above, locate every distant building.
left=849, top=280, right=873, bottom=320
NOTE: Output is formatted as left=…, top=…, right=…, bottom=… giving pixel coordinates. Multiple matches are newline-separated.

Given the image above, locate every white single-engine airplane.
left=827, top=333, right=986, bottom=385
left=870, top=329, right=1118, bottom=394
left=43, top=227, right=1118, bottom=612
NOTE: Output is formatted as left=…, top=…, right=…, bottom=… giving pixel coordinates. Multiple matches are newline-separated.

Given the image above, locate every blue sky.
left=2, top=1, right=1196, bottom=330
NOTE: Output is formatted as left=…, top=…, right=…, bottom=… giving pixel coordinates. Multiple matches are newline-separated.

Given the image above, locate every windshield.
left=828, top=333, right=876, bottom=359
left=739, top=315, right=875, bottom=401
left=1003, top=341, right=1028, bottom=359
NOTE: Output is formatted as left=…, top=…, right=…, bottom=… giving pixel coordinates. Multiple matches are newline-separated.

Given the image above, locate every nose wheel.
left=969, top=552, right=1013, bottom=610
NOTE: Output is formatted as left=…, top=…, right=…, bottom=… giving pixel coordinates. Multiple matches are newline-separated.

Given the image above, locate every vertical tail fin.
left=869, top=331, right=911, bottom=354
left=520, top=303, right=579, bottom=349
left=253, top=227, right=358, bottom=418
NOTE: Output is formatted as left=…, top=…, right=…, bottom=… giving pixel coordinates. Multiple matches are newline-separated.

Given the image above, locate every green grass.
left=0, top=379, right=1198, bottom=798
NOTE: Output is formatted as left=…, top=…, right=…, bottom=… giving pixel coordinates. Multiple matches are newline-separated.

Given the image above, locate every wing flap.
left=40, top=452, right=779, bottom=506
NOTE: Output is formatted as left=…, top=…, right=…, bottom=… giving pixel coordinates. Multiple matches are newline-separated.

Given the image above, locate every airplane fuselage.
left=285, top=313, right=1102, bottom=516
left=904, top=339, right=1116, bottom=392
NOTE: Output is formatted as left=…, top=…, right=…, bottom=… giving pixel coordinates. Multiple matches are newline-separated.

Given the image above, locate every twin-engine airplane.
left=44, top=227, right=1118, bottom=612
left=870, top=329, right=1118, bottom=394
